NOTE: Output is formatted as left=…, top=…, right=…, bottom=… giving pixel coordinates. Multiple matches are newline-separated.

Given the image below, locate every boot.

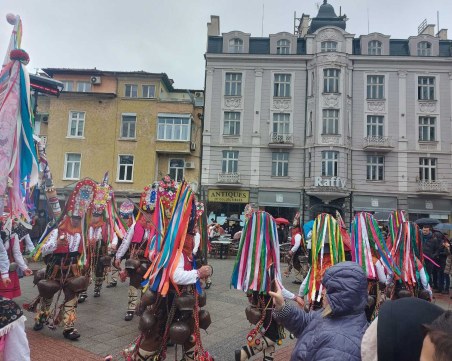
left=263, top=345, right=275, bottom=361
left=94, top=282, right=102, bottom=297
left=34, top=297, right=52, bottom=331
left=235, top=336, right=275, bottom=361
left=78, top=291, right=88, bottom=303
left=182, top=346, right=195, bottom=360
left=63, top=328, right=81, bottom=340
left=125, top=285, right=138, bottom=321
left=134, top=348, right=158, bottom=361
left=106, top=281, right=117, bottom=288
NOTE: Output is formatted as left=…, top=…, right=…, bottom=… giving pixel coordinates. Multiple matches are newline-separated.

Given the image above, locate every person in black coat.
left=421, top=226, right=441, bottom=290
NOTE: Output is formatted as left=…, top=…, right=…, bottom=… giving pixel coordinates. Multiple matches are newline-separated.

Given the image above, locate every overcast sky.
left=2, top=0, right=452, bottom=89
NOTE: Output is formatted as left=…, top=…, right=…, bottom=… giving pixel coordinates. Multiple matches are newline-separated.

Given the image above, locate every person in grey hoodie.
left=270, top=261, right=368, bottom=361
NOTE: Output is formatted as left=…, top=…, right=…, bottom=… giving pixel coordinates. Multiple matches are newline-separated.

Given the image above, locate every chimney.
left=437, top=28, right=448, bottom=40
left=298, top=14, right=310, bottom=37
left=421, top=24, right=435, bottom=36
left=207, top=15, right=220, bottom=37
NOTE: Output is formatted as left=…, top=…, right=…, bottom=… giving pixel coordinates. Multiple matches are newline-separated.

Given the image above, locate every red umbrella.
left=275, top=217, right=290, bottom=225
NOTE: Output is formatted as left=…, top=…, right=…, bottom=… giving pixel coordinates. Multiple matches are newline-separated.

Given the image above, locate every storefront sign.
left=314, top=176, right=346, bottom=188
left=208, top=189, right=249, bottom=203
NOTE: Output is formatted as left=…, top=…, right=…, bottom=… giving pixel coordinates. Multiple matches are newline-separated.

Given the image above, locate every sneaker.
left=124, top=311, right=134, bottom=321
left=93, top=290, right=101, bottom=297
left=106, top=282, right=117, bottom=288
left=33, top=322, right=44, bottom=331
left=63, top=328, right=80, bottom=340
left=78, top=294, right=88, bottom=303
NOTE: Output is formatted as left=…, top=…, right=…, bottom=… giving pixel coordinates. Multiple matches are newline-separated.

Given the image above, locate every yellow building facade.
left=37, top=69, right=203, bottom=200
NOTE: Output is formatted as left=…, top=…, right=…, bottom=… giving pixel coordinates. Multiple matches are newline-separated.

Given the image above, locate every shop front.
left=257, top=190, right=301, bottom=220
left=206, top=188, right=249, bottom=224
left=407, top=197, right=452, bottom=222
left=352, top=195, right=398, bottom=220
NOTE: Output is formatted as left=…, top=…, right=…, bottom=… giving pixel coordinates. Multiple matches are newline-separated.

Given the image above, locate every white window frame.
left=321, top=151, right=338, bottom=177
left=61, top=81, right=73, bottom=91
left=169, top=158, right=185, bottom=182
left=321, top=41, right=337, bottom=52
left=366, top=155, right=385, bottom=181
left=142, top=84, right=156, bottom=98
left=272, top=152, right=289, bottom=177
left=67, top=111, right=85, bottom=138
left=76, top=82, right=91, bottom=92
left=222, top=150, right=238, bottom=173
left=322, top=109, right=339, bottom=135
left=323, top=68, right=340, bottom=93
left=419, top=117, right=436, bottom=142
left=64, top=153, right=81, bottom=180
left=117, top=154, right=134, bottom=182
left=120, top=113, right=136, bottom=139
left=366, top=116, right=384, bottom=137
left=223, top=112, right=241, bottom=136
left=368, top=40, right=382, bottom=55
left=125, top=84, right=138, bottom=98
left=157, top=114, right=191, bottom=141
left=419, top=157, right=436, bottom=181
left=274, top=74, right=291, bottom=97
left=228, top=38, right=244, bottom=53
left=225, top=73, right=242, bottom=96
left=418, top=76, right=435, bottom=100
left=417, top=41, right=432, bottom=56
left=272, top=113, right=290, bottom=135
left=276, top=39, right=290, bottom=54
left=367, top=75, right=385, bottom=99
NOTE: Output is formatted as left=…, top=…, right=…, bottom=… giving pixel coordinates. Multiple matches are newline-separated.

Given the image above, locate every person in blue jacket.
left=270, top=261, right=368, bottom=361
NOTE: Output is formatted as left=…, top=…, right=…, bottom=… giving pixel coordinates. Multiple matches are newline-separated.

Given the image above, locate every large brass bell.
left=175, top=294, right=195, bottom=311
left=198, top=290, right=207, bottom=307
left=139, top=310, right=158, bottom=333
left=169, top=321, right=191, bottom=344
left=66, top=276, right=89, bottom=293
left=37, top=279, right=60, bottom=299
left=141, top=290, right=157, bottom=308
left=33, top=268, right=47, bottom=285
left=245, top=305, right=262, bottom=325
left=125, top=259, right=140, bottom=270
left=198, top=310, right=211, bottom=330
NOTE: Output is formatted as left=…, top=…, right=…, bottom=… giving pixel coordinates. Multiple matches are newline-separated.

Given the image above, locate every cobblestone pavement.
left=17, top=258, right=451, bottom=361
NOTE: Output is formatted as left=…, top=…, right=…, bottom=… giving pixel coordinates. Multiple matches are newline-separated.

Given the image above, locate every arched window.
left=276, top=39, right=290, bottom=54
left=321, top=41, right=337, bottom=52
left=228, top=38, right=243, bottom=53
left=368, top=40, right=382, bottom=55
left=417, top=41, right=432, bottom=56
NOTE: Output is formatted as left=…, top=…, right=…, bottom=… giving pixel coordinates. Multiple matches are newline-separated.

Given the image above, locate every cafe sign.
left=314, top=176, right=346, bottom=188
left=208, top=189, right=249, bottom=203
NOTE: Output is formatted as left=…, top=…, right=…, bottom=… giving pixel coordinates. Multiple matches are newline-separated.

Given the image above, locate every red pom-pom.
left=10, top=49, right=30, bottom=64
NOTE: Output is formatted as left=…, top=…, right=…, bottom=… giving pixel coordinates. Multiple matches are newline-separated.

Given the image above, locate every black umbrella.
left=433, top=223, right=452, bottom=232
left=226, top=215, right=241, bottom=222
left=414, top=218, right=440, bottom=226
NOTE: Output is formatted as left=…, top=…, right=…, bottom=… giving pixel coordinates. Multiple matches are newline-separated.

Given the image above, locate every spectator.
left=0, top=297, right=30, bottom=361
left=421, top=225, right=441, bottom=291
left=361, top=297, right=444, bottom=361
left=277, top=224, right=285, bottom=244
left=436, top=234, right=450, bottom=294
left=270, top=261, right=368, bottom=361
left=420, top=310, right=452, bottom=361
left=444, top=241, right=452, bottom=298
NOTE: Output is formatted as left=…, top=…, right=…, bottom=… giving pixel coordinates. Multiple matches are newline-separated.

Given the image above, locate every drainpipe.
left=302, top=59, right=309, bottom=225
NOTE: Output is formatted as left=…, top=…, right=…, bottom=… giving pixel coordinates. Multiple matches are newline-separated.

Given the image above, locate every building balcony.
left=417, top=180, right=448, bottom=193
left=362, top=136, right=394, bottom=152
left=155, top=141, right=191, bottom=154
left=217, top=172, right=241, bottom=184
left=268, top=132, right=294, bottom=148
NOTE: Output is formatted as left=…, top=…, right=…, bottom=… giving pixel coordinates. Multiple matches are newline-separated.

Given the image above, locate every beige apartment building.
left=36, top=69, right=203, bottom=200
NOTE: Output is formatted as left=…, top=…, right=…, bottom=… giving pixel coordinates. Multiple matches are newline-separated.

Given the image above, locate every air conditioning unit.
left=190, top=142, right=196, bottom=151
left=194, top=91, right=202, bottom=97
left=185, top=161, right=195, bottom=169
left=90, top=76, right=101, bottom=84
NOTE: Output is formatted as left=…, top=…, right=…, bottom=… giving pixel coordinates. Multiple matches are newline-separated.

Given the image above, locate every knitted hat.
left=377, top=298, right=444, bottom=361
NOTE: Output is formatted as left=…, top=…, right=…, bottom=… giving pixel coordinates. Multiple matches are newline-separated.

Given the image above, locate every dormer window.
left=229, top=38, right=244, bottom=53
left=321, top=41, right=337, bottom=52
left=276, top=39, right=290, bottom=54
left=368, top=40, right=382, bottom=55
left=417, top=41, right=432, bottom=56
